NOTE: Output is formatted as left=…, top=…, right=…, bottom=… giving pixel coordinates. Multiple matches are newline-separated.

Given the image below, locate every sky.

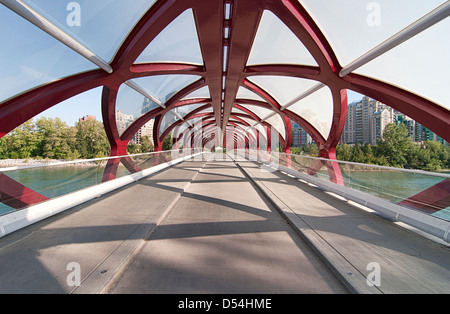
left=35, top=86, right=103, bottom=126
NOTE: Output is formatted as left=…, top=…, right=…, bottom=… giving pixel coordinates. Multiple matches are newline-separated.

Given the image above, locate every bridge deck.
left=0, top=155, right=346, bottom=293
left=237, top=159, right=450, bottom=294
left=0, top=154, right=448, bottom=294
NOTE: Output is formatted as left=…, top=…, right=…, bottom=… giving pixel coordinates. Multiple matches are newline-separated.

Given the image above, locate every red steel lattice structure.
left=0, top=0, right=449, bottom=208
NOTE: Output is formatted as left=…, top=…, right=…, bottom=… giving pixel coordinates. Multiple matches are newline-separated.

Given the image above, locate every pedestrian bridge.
left=1, top=0, right=449, bottom=295
left=0, top=150, right=449, bottom=294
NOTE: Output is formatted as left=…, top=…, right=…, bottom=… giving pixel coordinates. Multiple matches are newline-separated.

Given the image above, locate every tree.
left=35, top=117, right=78, bottom=159
left=162, top=134, right=173, bottom=151
left=407, top=140, right=448, bottom=171
left=336, top=143, right=352, bottom=161
left=376, top=123, right=412, bottom=167
left=290, top=147, right=301, bottom=155
left=301, top=143, right=318, bottom=156
left=141, top=136, right=154, bottom=153
left=127, top=142, right=140, bottom=155
left=5, top=120, right=40, bottom=159
left=0, top=136, right=7, bottom=159
left=351, top=142, right=365, bottom=163
left=75, top=119, right=110, bottom=158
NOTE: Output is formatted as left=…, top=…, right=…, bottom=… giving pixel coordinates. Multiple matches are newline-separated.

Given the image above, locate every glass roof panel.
left=23, top=0, right=156, bottom=62
left=354, top=18, right=450, bottom=110
left=229, top=119, right=258, bottom=140
left=247, top=76, right=319, bottom=106
left=299, top=0, right=445, bottom=66
left=176, top=103, right=206, bottom=118
left=238, top=104, right=273, bottom=120
left=135, top=9, right=203, bottom=65
left=285, top=85, right=334, bottom=139
left=0, top=5, right=96, bottom=102
left=242, top=126, right=257, bottom=140
left=264, top=113, right=286, bottom=140
left=174, top=121, right=190, bottom=138
left=254, top=123, right=267, bottom=140
left=247, top=10, right=317, bottom=66
left=132, top=75, right=202, bottom=105
left=160, top=110, right=181, bottom=135
left=236, top=86, right=266, bottom=102
left=159, top=101, right=208, bottom=136
left=231, top=107, right=248, bottom=115
left=197, top=107, right=214, bottom=114
left=229, top=116, right=252, bottom=127
left=181, top=86, right=211, bottom=100
left=115, top=83, right=159, bottom=136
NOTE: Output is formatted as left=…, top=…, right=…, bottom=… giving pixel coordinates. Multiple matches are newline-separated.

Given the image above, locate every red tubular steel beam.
left=398, top=179, right=450, bottom=214
left=0, top=0, right=449, bottom=210
left=0, top=174, right=49, bottom=209
left=0, top=70, right=107, bottom=138
left=222, top=1, right=263, bottom=131
left=191, top=0, right=224, bottom=126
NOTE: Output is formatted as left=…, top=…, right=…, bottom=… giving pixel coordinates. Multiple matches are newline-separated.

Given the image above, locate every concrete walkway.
left=0, top=155, right=348, bottom=294
left=236, top=160, right=450, bottom=294
left=0, top=159, right=205, bottom=293
left=107, top=156, right=347, bottom=293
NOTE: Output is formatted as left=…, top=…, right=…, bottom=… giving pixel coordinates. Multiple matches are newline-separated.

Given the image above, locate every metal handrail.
left=269, top=151, right=450, bottom=178
left=0, top=148, right=198, bottom=173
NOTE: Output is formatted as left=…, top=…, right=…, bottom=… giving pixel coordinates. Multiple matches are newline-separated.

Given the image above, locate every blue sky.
left=35, top=86, right=103, bottom=126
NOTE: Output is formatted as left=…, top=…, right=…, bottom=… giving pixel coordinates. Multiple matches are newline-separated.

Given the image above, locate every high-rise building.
left=342, top=101, right=357, bottom=144
left=342, top=96, right=394, bottom=145
left=372, top=108, right=394, bottom=145
left=290, top=120, right=312, bottom=147
left=134, top=119, right=155, bottom=145
left=396, top=114, right=447, bottom=145
left=116, top=110, right=134, bottom=135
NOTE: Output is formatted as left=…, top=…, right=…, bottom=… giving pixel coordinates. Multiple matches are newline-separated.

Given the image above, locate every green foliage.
left=126, top=142, right=140, bottom=155
left=162, top=134, right=173, bottom=151
left=376, top=123, right=411, bottom=167
left=290, top=123, right=449, bottom=171
left=127, top=136, right=154, bottom=155
left=334, top=123, right=448, bottom=171
left=75, top=119, right=110, bottom=159
left=1, top=117, right=110, bottom=160
left=289, top=147, right=301, bottom=155
left=407, top=140, right=449, bottom=171
left=3, top=119, right=448, bottom=172
left=140, top=136, right=154, bottom=153
left=297, top=144, right=318, bottom=156
left=3, top=120, right=40, bottom=158
left=35, top=117, right=78, bottom=159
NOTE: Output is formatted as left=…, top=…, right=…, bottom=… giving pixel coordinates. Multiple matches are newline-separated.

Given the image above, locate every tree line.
left=0, top=117, right=176, bottom=161
left=1, top=119, right=448, bottom=171
left=291, top=123, right=450, bottom=171
left=0, top=117, right=111, bottom=160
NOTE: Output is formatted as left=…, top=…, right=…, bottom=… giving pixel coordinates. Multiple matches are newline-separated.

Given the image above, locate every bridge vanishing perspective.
left=0, top=0, right=449, bottom=294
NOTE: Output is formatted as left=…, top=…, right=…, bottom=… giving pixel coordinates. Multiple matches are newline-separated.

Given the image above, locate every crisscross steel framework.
left=0, top=0, right=449, bottom=208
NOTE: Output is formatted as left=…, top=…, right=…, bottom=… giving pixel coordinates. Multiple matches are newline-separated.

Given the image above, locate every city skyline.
left=31, top=88, right=446, bottom=148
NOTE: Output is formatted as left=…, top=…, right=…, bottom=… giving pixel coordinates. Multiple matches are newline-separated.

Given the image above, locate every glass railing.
left=234, top=149, right=450, bottom=223
left=0, top=149, right=201, bottom=216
